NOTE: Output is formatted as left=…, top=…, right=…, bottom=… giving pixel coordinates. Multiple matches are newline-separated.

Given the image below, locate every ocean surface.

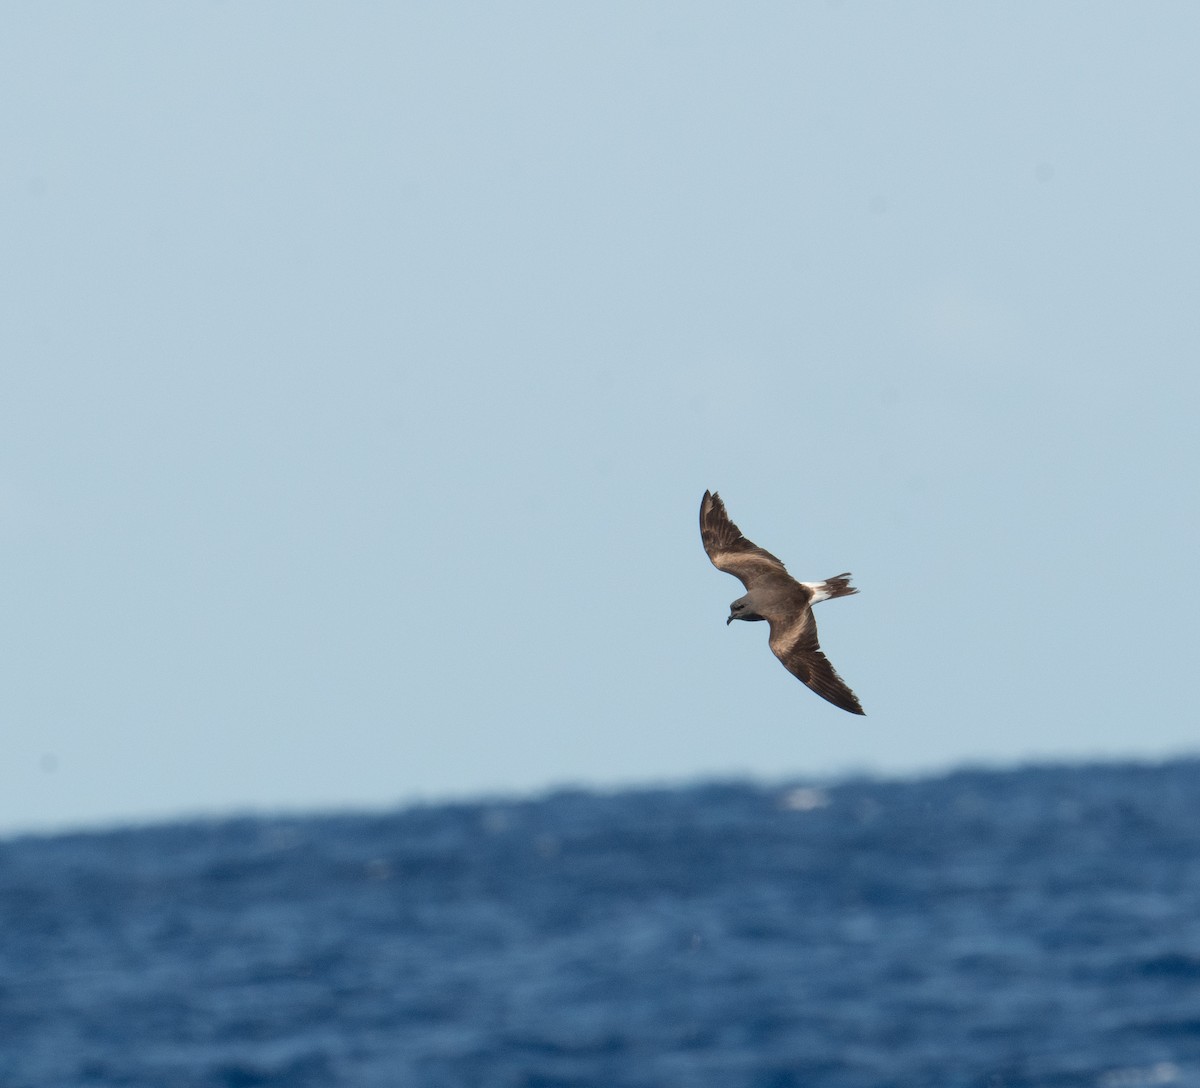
left=4, top=759, right=1200, bottom=1088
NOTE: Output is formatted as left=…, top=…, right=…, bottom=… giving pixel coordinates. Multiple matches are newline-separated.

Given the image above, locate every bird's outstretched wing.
left=768, top=609, right=865, bottom=715
left=699, top=490, right=789, bottom=589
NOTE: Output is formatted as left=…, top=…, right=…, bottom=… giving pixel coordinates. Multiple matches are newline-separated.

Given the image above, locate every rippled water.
left=3, top=759, right=1200, bottom=1087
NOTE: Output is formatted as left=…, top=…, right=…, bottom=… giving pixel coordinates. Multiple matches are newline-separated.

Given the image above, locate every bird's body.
left=699, top=490, right=865, bottom=715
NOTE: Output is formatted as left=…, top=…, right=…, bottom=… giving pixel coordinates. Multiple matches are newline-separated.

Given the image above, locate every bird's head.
left=727, top=595, right=765, bottom=625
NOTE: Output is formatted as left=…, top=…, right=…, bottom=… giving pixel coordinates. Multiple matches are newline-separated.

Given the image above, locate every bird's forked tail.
left=823, top=572, right=858, bottom=599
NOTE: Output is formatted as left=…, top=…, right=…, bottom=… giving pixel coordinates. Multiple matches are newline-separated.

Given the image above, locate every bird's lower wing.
left=769, top=612, right=865, bottom=715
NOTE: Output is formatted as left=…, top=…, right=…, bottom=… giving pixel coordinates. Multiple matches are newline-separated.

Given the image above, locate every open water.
left=3, top=759, right=1200, bottom=1087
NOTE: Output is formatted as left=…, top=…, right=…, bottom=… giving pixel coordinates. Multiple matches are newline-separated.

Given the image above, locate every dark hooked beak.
left=726, top=615, right=734, bottom=626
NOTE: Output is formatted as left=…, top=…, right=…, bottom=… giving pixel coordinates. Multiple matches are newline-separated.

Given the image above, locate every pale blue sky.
left=3, top=4, right=1197, bottom=835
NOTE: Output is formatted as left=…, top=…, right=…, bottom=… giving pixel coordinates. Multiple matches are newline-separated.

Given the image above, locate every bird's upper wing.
left=767, top=608, right=865, bottom=715
left=700, top=490, right=789, bottom=589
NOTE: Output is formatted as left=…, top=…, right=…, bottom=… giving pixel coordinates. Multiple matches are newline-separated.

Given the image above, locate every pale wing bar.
left=768, top=613, right=866, bottom=716
left=699, top=490, right=788, bottom=588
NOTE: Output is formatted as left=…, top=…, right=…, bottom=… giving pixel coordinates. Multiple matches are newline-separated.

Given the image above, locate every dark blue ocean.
left=4, top=759, right=1200, bottom=1088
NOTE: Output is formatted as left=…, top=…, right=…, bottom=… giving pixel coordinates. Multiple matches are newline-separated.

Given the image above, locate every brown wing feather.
left=699, top=490, right=788, bottom=589
left=768, top=609, right=865, bottom=715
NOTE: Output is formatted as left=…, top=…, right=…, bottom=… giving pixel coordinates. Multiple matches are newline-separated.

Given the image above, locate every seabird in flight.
left=700, top=490, right=865, bottom=715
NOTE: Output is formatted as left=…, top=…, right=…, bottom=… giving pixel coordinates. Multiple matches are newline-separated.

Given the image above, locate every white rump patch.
left=799, top=581, right=833, bottom=604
